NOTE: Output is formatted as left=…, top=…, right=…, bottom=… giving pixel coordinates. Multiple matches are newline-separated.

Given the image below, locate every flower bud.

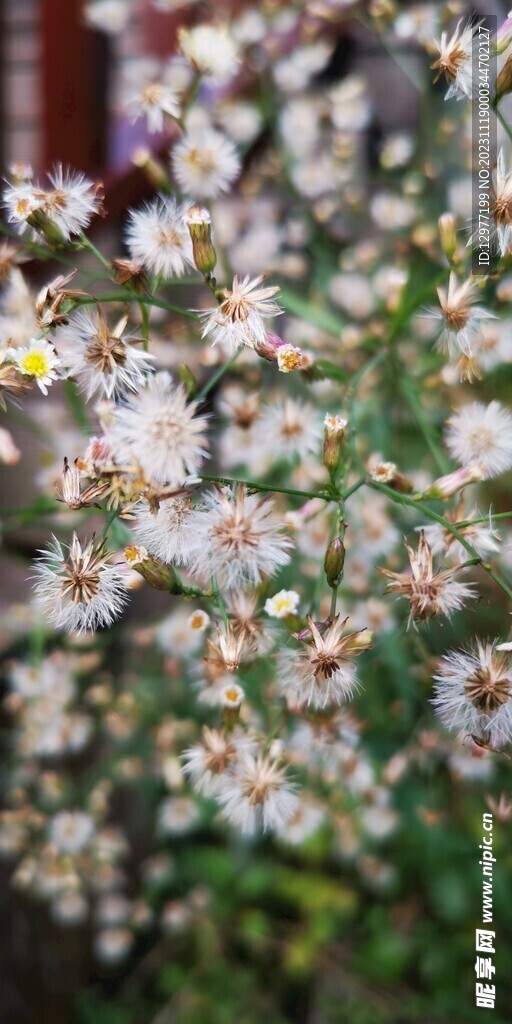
left=497, top=14, right=512, bottom=54
left=370, top=461, right=413, bottom=493
left=185, top=204, right=217, bottom=275
left=324, top=537, right=346, bottom=588
left=423, top=463, right=484, bottom=499
left=438, top=212, right=457, bottom=262
left=496, top=54, right=512, bottom=103
left=27, top=209, right=68, bottom=250
left=124, top=546, right=183, bottom=592
left=323, top=414, right=347, bottom=475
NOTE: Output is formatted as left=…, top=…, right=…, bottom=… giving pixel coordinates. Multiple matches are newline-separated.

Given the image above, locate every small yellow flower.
left=264, top=590, right=300, bottom=619
left=277, top=344, right=305, bottom=373
left=9, top=338, right=61, bottom=395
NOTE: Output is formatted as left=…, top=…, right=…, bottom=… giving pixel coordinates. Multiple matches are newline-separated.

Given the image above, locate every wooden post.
left=42, top=0, right=109, bottom=173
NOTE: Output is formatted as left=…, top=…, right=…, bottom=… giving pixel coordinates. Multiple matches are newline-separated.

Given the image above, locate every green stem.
left=342, top=477, right=366, bottom=500
left=199, top=473, right=334, bottom=502
left=139, top=300, right=150, bottom=352
left=456, top=510, right=512, bottom=529
left=78, top=232, right=111, bottom=272
left=196, top=350, right=242, bottom=400
left=72, top=292, right=200, bottom=321
left=369, top=480, right=512, bottom=601
left=496, top=104, right=512, bottom=146
left=98, top=509, right=118, bottom=543
left=399, top=374, right=451, bottom=475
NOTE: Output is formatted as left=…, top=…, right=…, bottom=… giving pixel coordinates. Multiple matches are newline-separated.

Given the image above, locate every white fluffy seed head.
left=445, top=401, right=512, bottom=479
left=125, top=196, right=194, bottom=278
left=433, top=640, right=512, bottom=746
left=32, top=534, right=129, bottom=634
left=108, top=371, right=209, bottom=487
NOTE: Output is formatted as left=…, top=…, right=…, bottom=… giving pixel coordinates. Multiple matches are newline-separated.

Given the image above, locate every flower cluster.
left=0, top=2, right=512, bottom=988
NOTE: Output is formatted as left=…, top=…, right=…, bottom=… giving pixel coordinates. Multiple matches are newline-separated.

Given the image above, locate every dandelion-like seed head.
left=109, top=371, right=209, bottom=487
left=58, top=308, right=153, bottom=400
left=445, top=400, right=512, bottom=479
left=433, top=640, right=512, bottom=746
left=198, top=485, right=292, bottom=589
left=33, top=533, right=129, bottom=634
left=280, top=614, right=371, bottom=709
left=216, top=751, right=299, bottom=833
left=201, top=275, right=282, bottom=352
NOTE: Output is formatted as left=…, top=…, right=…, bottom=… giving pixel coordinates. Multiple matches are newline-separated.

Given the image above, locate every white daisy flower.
left=33, top=533, right=129, bottom=634
left=216, top=752, right=299, bottom=834
left=56, top=308, right=153, bottom=400
left=131, top=496, right=206, bottom=567
left=200, top=274, right=282, bottom=352
left=178, top=24, right=239, bottom=83
left=121, top=57, right=181, bottom=132
left=433, top=640, right=512, bottom=746
left=109, top=371, right=209, bottom=486
left=264, top=590, right=300, bottom=619
left=196, top=485, right=292, bottom=589
left=431, top=19, right=476, bottom=101
left=8, top=338, right=61, bottom=395
left=172, top=126, right=241, bottom=198
left=444, top=400, right=512, bottom=479
left=125, top=195, right=195, bottom=279
left=187, top=609, right=210, bottom=631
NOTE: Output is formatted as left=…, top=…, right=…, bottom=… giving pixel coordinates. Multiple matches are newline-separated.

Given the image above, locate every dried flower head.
left=430, top=272, right=494, bottom=358
left=431, top=20, right=476, bottom=101
left=433, top=640, right=512, bottom=746
left=182, top=726, right=256, bottom=796
left=172, top=125, right=241, bottom=199
left=132, top=495, right=205, bottom=567
left=280, top=614, right=372, bottom=708
left=0, top=348, right=32, bottom=408
left=380, top=532, right=475, bottom=625
left=57, top=308, right=153, bottom=400
left=125, top=196, right=194, bottom=279
left=200, top=274, right=282, bottom=353
left=205, top=621, right=256, bottom=673
left=56, top=458, right=109, bottom=510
